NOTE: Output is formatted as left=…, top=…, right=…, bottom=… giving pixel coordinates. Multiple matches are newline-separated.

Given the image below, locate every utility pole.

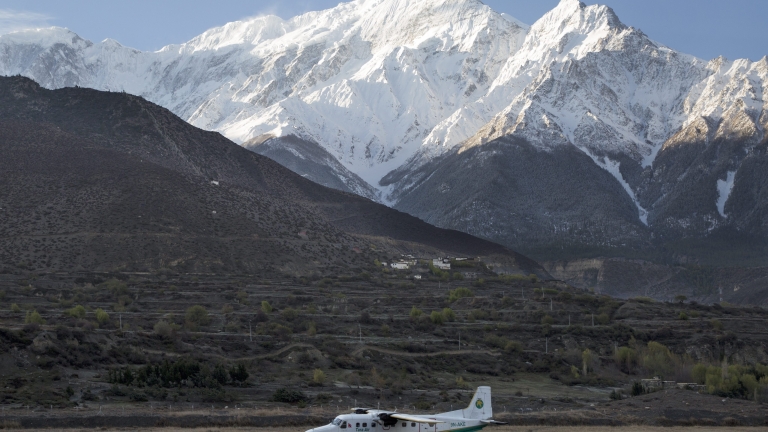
left=545, top=337, right=548, bottom=354
left=568, top=314, right=571, bottom=326
left=458, top=331, right=461, bottom=350
left=550, top=298, right=553, bottom=311
left=592, top=313, right=594, bottom=327
left=249, top=320, right=252, bottom=342
left=119, top=314, right=122, bottom=331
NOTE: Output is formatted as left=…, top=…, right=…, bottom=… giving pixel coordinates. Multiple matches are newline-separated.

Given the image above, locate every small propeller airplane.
left=306, top=386, right=505, bottom=432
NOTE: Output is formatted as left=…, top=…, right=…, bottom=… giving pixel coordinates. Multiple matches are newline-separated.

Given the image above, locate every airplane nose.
left=305, top=426, right=334, bottom=432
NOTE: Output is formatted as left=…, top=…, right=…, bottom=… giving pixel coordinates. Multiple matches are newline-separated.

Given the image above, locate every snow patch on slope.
left=716, top=170, right=737, bottom=217
left=587, top=153, right=649, bottom=225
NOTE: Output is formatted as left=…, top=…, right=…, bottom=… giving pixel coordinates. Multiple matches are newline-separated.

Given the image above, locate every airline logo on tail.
left=475, top=399, right=484, bottom=409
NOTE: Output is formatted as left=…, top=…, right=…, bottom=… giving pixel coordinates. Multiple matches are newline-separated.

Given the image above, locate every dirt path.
left=352, top=345, right=500, bottom=357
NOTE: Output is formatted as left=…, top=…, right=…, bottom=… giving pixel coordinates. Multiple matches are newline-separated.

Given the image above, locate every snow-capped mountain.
left=1, top=0, right=767, bottom=262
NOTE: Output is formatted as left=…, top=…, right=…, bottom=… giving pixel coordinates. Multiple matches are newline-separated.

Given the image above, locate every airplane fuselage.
left=307, top=414, right=488, bottom=432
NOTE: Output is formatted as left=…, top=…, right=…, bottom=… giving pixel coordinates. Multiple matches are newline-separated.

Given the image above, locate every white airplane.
left=306, top=386, right=505, bottom=432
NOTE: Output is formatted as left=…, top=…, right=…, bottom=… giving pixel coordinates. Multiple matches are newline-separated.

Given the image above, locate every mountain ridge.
left=0, top=75, right=547, bottom=277
left=1, top=0, right=766, bottom=265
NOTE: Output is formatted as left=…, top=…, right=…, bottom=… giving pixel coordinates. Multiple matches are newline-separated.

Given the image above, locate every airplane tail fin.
left=465, top=386, right=492, bottom=420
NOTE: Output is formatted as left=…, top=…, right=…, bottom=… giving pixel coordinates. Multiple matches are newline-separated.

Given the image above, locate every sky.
left=0, top=0, right=766, bottom=61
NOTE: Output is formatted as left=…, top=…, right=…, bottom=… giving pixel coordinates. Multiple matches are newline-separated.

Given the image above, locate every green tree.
left=615, top=347, right=637, bottom=372
left=313, top=369, right=326, bottom=385
left=642, top=341, right=674, bottom=378
left=261, top=301, right=273, bottom=314
left=185, top=305, right=210, bottom=330
left=66, top=305, right=86, bottom=319
left=692, top=363, right=707, bottom=384
left=582, top=349, right=593, bottom=376
left=95, top=308, right=110, bottom=324
left=230, top=363, right=249, bottom=383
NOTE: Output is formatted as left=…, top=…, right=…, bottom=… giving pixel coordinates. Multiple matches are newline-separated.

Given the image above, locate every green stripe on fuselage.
left=443, top=425, right=487, bottom=432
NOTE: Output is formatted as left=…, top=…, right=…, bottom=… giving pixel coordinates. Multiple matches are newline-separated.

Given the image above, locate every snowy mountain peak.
left=1, top=0, right=766, bottom=217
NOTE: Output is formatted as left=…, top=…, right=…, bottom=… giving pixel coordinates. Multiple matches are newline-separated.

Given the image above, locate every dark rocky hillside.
left=0, top=76, right=545, bottom=277
left=389, top=136, right=650, bottom=256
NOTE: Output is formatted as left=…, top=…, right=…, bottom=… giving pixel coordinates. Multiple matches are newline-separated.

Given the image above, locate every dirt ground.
left=10, top=427, right=768, bottom=432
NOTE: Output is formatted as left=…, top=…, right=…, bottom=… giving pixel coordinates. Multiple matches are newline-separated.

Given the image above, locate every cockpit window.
left=332, top=418, right=342, bottom=426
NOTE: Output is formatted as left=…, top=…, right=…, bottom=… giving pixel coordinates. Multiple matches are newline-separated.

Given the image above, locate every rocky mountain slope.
left=0, top=76, right=546, bottom=277
left=0, top=0, right=766, bottom=264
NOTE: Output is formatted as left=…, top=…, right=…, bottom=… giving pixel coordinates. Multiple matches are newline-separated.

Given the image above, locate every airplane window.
left=332, top=418, right=342, bottom=426
left=372, top=423, right=376, bottom=427
left=363, top=423, right=367, bottom=427
left=411, top=423, right=416, bottom=427
left=356, top=423, right=360, bottom=427
left=341, top=421, right=347, bottom=429
left=402, top=422, right=407, bottom=427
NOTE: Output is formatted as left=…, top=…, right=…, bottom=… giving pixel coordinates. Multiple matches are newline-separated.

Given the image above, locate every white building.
left=432, top=258, right=451, bottom=270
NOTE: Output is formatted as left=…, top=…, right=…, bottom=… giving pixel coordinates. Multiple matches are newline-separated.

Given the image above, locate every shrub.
left=154, top=320, right=175, bottom=337
left=313, top=369, right=326, bottom=385
left=379, top=324, right=390, bottom=336
left=95, top=308, right=110, bottom=324
left=11, top=303, right=21, bottom=313
left=468, top=309, right=488, bottom=321
left=261, top=301, right=273, bottom=314
left=456, top=376, right=469, bottom=389
left=711, top=319, right=723, bottom=330
left=410, top=306, right=423, bottom=319
left=430, top=311, right=445, bottom=325
left=448, top=287, right=474, bottom=303
left=679, top=312, right=689, bottom=320
left=212, top=364, right=229, bottom=385
left=441, top=308, right=456, bottom=322
left=596, top=313, right=610, bottom=325
left=271, top=388, right=307, bottom=403
left=307, top=321, right=317, bottom=336
left=281, top=307, right=298, bottom=320
left=185, top=305, right=210, bottom=330
left=236, top=290, right=248, bottom=304
left=541, top=315, right=554, bottom=325
left=25, top=309, right=45, bottom=325
left=66, top=305, right=86, bottom=319
left=631, top=381, right=645, bottom=396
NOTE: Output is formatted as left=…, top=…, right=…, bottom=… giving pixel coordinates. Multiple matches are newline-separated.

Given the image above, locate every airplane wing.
left=390, top=414, right=444, bottom=425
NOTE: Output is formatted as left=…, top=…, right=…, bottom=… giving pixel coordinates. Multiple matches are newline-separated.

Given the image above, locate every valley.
left=1, top=268, right=767, bottom=428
